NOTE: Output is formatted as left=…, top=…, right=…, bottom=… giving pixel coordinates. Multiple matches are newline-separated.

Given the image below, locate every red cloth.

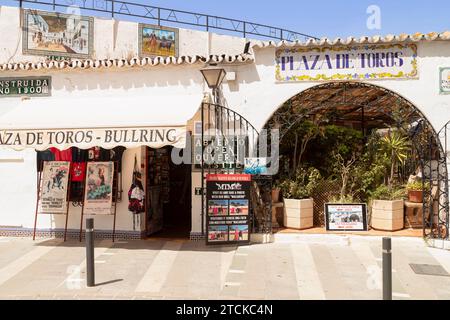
left=50, top=147, right=73, bottom=161
left=71, top=162, right=86, bottom=182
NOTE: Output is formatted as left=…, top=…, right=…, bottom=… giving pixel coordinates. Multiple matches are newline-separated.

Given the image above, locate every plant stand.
left=272, top=202, right=284, bottom=228
left=283, top=198, right=314, bottom=230
left=404, top=201, right=424, bottom=229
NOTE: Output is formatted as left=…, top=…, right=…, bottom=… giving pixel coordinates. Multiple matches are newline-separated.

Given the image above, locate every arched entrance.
left=264, top=81, right=449, bottom=240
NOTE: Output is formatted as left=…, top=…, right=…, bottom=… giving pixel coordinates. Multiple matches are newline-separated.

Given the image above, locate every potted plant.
left=370, top=131, right=410, bottom=231
left=370, top=185, right=406, bottom=231
left=406, top=180, right=430, bottom=203
left=279, top=167, right=321, bottom=230
left=272, top=180, right=281, bottom=203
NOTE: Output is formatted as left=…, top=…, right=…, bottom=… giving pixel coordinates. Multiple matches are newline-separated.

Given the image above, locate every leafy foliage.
left=279, top=167, right=322, bottom=199
left=369, top=184, right=406, bottom=201
left=406, top=180, right=431, bottom=192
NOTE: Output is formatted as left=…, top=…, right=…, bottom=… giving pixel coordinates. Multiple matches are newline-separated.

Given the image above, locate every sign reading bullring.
left=0, top=77, right=51, bottom=97
left=276, top=43, right=418, bottom=81
left=0, top=127, right=186, bottom=150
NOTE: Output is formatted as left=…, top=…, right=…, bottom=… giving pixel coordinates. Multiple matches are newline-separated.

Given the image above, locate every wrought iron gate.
left=199, top=103, right=272, bottom=237
left=422, top=121, right=450, bottom=240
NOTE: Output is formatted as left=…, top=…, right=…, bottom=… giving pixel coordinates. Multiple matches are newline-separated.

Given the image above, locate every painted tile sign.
left=440, top=67, right=450, bottom=94
left=139, top=24, right=179, bottom=58
left=0, top=77, right=51, bottom=97
left=23, top=10, right=94, bottom=59
left=276, top=44, right=418, bottom=82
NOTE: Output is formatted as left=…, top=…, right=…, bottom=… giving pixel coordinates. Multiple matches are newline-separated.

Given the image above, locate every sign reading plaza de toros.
left=0, top=77, right=51, bottom=97
left=0, top=127, right=186, bottom=150
left=276, top=44, right=418, bottom=82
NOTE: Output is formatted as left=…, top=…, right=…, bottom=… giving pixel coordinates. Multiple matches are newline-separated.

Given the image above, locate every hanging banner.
left=440, top=67, right=450, bottom=95
left=206, top=174, right=251, bottom=245
left=276, top=43, right=418, bottom=82
left=0, top=127, right=186, bottom=151
left=325, top=203, right=368, bottom=231
left=84, top=162, right=114, bottom=215
left=39, top=161, right=70, bottom=214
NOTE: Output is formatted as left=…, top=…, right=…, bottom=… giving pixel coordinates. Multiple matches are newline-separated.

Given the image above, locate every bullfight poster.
left=84, top=162, right=114, bottom=215
left=325, top=204, right=368, bottom=231
left=39, top=161, right=70, bottom=214
left=206, top=174, right=251, bottom=245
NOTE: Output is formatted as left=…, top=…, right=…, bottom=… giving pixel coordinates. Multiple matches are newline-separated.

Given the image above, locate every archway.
left=264, top=81, right=449, bottom=240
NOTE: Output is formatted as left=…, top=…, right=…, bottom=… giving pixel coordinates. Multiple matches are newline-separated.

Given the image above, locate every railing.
left=12, top=0, right=319, bottom=42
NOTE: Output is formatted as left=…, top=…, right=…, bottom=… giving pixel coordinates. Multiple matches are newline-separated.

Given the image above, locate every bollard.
left=86, top=218, right=95, bottom=287
left=382, top=237, right=392, bottom=300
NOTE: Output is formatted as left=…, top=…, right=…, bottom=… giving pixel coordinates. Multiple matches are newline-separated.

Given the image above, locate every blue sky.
left=2, top=0, right=448, bottom=39
left=146, top=0, right=449, bottom=39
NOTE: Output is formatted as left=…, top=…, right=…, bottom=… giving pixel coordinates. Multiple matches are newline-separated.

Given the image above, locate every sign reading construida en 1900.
left=276, top=43, right=418, bottom=82
left=0, top=77, right=51, bottom=97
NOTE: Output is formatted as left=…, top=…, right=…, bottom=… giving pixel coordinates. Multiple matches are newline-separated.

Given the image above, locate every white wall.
left=0, top=6, right=246, bottom=63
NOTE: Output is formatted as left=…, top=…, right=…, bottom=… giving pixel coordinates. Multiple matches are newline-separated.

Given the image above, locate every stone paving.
left=0, top=234, right=450, bottom=300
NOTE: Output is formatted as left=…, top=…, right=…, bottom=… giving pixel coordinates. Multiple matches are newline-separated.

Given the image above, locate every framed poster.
left=22, top=10, right=94, bottom=59
left=206, top=174, right=251, bottom=245
left=440, top=67, right=450, bottom=95
left=325, top=203, right=368, bottom=231
left=84, top=162, right=114, bottom=215
left=39, top=161, right=71, bottom=214
left=138, top=24, right=179, bottom=58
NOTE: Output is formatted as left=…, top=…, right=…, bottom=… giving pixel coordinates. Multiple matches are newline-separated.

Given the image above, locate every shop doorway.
left=145, top=146, right=192, bottom=239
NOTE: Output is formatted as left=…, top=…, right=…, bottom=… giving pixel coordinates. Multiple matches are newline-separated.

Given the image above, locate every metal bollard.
left=86, top=218, right=95, bottom=287
left=382, top=237, right=392, bottom=300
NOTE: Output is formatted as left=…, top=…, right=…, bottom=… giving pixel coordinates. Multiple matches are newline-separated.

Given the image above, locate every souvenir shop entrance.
left=145, top=146, right=192, bottom=239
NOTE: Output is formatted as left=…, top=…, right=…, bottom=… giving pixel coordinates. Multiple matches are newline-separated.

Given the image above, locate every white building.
left=0, top=5, right=449, bottom=241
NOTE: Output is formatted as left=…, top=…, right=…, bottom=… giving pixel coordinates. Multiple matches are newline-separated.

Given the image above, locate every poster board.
left=38, top=161, right=71, bottom=214
left=83, top=162, right=114, bottom=215
left=325, top=203, right=368, bottom=231
left=206, top=174, right=251, bottom=245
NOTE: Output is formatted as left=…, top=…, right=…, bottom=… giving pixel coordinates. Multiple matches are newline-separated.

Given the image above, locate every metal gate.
left=198, top=102, right=272, bottom=237
left=422, top=121, right=450, bottom=240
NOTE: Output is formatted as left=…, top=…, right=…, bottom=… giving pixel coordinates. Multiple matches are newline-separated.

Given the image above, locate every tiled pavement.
left=0, top=234, right=450, bottom=300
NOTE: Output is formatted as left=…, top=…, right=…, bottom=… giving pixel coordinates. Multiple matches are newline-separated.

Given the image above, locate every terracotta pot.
left=408, top=190, right=423, bottom=203
left=272, top=188, right=280, bottom=203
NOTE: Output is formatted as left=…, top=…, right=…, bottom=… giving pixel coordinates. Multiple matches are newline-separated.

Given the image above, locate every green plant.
left=369, top=184, right=406, bottom=201
left=381, top=131, right=411, bottom=185
left=406, top=181, right=431, bottom=192
left=329, top=195, right=356, bottom=204
left=279, top=167, right=322, bottom=199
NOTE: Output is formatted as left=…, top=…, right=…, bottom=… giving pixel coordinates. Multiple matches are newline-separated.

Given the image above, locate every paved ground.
left=0, top=234, right=450, bottom=300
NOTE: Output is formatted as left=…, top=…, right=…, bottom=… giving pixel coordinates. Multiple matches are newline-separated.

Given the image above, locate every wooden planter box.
left=371, top=200, right=404, bottom=231
left=283, top=198, right=314, bottom=230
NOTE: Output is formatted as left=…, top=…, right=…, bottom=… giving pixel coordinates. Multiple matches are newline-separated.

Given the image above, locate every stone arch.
left=263, top=81, right=448, bottom=240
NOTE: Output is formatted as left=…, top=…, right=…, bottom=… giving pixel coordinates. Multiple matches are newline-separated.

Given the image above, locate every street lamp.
left=200, top=67, right=226, bottom=104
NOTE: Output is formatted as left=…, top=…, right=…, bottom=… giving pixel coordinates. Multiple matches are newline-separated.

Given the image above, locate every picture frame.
left=138, top=23, right=179, bottom=58
left=22, top=9, right=94, bottom=59
left=325, top=203, right=368, bottom=232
